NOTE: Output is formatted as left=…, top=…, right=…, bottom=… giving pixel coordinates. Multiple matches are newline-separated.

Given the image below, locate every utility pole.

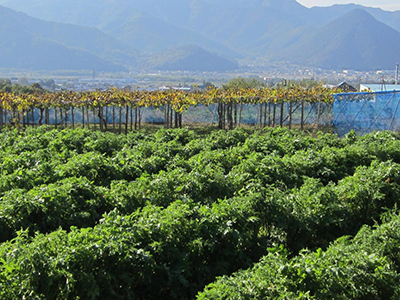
left=381, top=75, right=386, bottom=91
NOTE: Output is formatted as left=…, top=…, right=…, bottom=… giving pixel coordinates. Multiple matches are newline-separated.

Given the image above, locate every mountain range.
left=0, top=0, right=399, bottom=72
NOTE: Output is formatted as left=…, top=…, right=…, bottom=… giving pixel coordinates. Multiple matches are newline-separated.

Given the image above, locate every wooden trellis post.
left=227, top=102, right=233, bottom=130
left=113, top=106, right=116, bottom=130
left=0, top=105, right=3, bottom=132
left=130, top=106, right=133, bottom=131
left=119, top=106, right=122, bottom=134
left=175, top=111, right=179, bottom=128
left=55, top=108, right=58, bottom=129
left=170, top=105, right=173, bottom=128
left=22, top=109, right=26, bottom=128
left=280, top=102, right=284, bottom=127
left=164, top=103, right=168, bottom=129
left=135, top=106, right=138, bottom=130
left=125, top=105, right=129, bottom=134
left=92, top=106, right=96, bottom=130
left=71, top=107, right=75, bottom=129
left=138, top=108, right=141, bottom=129
left=99, top=105, right=104, bottom=132
left=45, top=108, right=49, bottom=125
left=218, top=102, right=223, bottom=129
left=316, top=99, right=322, bottom=131
left=234, top=102, right=238, bottom=128
left=268, top=102, right=271, bottom=127
left=38, top=108, right=44, bottom=126
left=86, top=104, right=90, bottom=129
left=272, top=103, right=276, bottom=127
left=60, top=108, right=64, bottom=129
left=263, top=102, right=268, bottom=127
left=82, top=106, right=85, bottom=129
left=105, top=106, right=109, bottom=130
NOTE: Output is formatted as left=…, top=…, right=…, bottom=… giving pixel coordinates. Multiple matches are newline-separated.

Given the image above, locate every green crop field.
left=1, top=126, right=400, bottom=299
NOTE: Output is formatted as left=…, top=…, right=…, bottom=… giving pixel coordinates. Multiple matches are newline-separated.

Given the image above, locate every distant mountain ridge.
left=0, top=0, right=400, bottom=71
left=105, top=11, right=240, bottom=58
left=0, top=3, right=240, bottom=72
left=274, top=9, right=400, bottom=70
left=3, top=0, right=399, bottom=32
left=0, top=5, right=129, bottom=71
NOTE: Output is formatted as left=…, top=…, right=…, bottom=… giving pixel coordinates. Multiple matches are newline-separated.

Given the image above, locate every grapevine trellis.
left=0, top=85, right=335, bottom=132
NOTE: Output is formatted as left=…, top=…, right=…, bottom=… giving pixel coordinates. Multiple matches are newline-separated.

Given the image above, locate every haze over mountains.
left=0, top=0, right=399, bottom=72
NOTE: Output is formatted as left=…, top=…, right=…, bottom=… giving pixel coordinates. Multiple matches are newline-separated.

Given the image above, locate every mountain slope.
left=262, top=0, right=309, bottom=15
left=274, top=9, right=400, bottom=71
left=0, top=0, right=310, bottom=58
left=184, top=2, right=311, bottom=57
left=150, top=45, right=239, bottom=72
left=105, top=11, right=240, bottom=58
left=305, top=4, right=400, bottom=32
left=1, top=1, right=400, bottom=72
left=0, top=5, right=138, bottom=67
left=0, top=5, right=131, bottom=71
left=0, top=0, right=239, bottom=59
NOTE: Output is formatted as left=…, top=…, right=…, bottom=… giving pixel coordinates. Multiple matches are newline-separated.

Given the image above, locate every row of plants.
left=198, top=210, right=400, bottom=299
left=0, top=127, right=400, bottom=299
left=0, top=84, right=336, bottom=130
left=1, top=159, right=400, bottom=299
left=0, top=85, right=335, bottom=111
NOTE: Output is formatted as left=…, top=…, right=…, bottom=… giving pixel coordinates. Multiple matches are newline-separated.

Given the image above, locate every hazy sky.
left=297, top=1, right=400, bottom=11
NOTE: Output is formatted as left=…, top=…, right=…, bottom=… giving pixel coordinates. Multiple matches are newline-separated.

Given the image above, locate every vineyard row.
left=0, top=85, right=335, bottom=130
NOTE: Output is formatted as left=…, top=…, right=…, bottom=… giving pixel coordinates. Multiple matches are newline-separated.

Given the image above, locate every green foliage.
left=0, top=177, right=110, bottom=242
left=198, top=213, right=400, bottom=299
left=0, top=192, right=275, bottom=299
left=1, top=127, right=400, bottom=299
left=0, top=79, right=46, bottom=94
left=223, top=77, right=266, bottom=90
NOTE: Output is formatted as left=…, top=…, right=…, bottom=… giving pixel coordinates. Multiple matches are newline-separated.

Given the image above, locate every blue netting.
left=333, top=91, right=400, bottom=136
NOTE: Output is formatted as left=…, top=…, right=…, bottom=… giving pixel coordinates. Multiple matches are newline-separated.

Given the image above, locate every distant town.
left=2, top=66, right=400, bottom=93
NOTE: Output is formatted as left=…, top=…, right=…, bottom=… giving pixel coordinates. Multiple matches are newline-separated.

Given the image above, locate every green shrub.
left=0, top=177, right=109, bottom=242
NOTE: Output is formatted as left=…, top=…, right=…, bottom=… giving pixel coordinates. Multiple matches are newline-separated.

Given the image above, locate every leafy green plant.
left=0, top=177, right=109, bottom=242
left=2, top=127, right=400, bottom=299
left=198, top=214, right=400, bottom=300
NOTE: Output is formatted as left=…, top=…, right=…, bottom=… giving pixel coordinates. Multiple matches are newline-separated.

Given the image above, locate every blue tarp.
left=333, top=91, right=400, bottom=136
